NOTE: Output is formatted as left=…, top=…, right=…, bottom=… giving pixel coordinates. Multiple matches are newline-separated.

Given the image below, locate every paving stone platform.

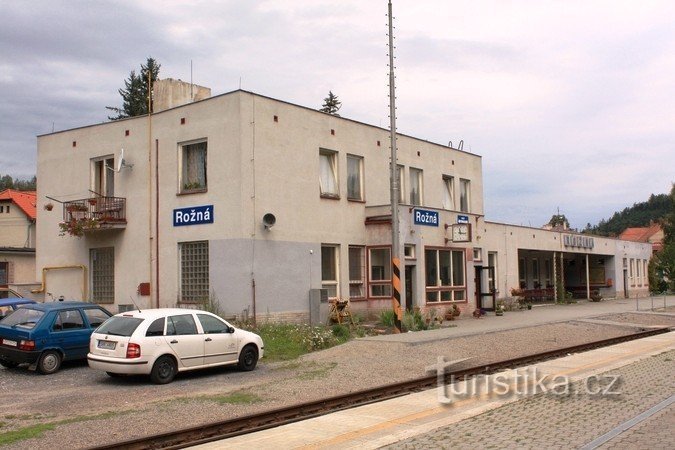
left=193, top=331, right=675, bottom=450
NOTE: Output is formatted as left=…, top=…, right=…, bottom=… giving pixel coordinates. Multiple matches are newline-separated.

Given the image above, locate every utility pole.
left=387, top=0, right=402, bottom=332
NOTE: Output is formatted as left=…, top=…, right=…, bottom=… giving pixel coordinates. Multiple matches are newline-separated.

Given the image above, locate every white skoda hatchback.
left=88, top=308, right=263, bottom=384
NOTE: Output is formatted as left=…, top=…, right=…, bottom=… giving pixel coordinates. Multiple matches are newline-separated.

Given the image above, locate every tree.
left=320, top=91, right=341, bottom=115
left=650, top=183, right=675, bottom=292
left=547, top=213, right=569, bottom=230
left=106, top=57, right=161, bottom=120
left=0, top=174, right=36, bottom=191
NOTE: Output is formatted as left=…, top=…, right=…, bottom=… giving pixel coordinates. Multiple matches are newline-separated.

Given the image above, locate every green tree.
left=106, top=57, right=161, bottom=120
left=652, top=183, right=675, bottom=292
left=547, top=213, right=569, bottom=229
left=0, top=174, right=36, bottom=191
left=320, top=91, right=341, bottom=115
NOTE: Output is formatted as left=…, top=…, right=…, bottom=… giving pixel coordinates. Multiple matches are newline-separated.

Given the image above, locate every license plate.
left=97, top=340, right=116, bottom=350
left=2, top=339, right=17, bottom=347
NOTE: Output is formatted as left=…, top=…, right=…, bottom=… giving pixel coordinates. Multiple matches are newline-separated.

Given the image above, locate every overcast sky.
left=1, top=1, right=673, bottom=228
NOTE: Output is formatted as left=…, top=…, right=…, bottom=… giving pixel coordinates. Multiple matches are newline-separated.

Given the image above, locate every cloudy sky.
left=1, top=0, right=673, bottom=228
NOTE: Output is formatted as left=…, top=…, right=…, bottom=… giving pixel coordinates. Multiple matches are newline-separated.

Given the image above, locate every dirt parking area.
left=0, top=314, right=669, bottom=449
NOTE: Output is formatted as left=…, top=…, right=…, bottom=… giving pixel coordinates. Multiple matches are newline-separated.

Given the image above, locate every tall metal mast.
left=387, top=0, right=402, bottom=332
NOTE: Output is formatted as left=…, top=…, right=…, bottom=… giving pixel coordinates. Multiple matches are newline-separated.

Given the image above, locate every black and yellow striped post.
left=392, top=257, right=402, bottom=332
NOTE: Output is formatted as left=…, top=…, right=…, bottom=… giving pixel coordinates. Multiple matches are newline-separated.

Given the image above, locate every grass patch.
left=208, top=392, right=262, bottom=405
left=0, top=410, right=130, bottom=446
left=297, top=362, right=338, bottom=381
left=245, top=323, right=354, bottom=362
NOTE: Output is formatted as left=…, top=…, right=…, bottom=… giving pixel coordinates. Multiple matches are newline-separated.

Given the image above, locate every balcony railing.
left=62, top=197, right=127, bottom=233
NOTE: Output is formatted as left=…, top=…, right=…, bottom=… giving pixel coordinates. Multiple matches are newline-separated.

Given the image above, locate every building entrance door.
left=404, top=266, right=414, bottom=311
left=475, top=266, right=496, bottom=310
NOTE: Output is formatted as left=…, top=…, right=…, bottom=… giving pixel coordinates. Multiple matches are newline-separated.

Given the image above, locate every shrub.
left=331, top=324, right=350, bottom=341
left=378, top=309, right=396, bottom=327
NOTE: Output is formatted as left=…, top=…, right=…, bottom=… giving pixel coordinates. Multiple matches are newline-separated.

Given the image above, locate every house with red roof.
left=0, top=189, right=37, bottom=297
left=618, top=223, right=664, bottom=254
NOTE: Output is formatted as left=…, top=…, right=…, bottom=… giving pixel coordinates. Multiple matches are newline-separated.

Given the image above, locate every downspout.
left=31, top=265, right=88, bottom=299
left=250, top=94, right=257, bottom=325
left=155, top=139, right=160, bottom=308
left=148, top=71, right=155, bottom=308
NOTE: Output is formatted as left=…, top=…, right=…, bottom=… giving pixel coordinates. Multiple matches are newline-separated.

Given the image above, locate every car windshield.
left=0, top=308, right=44, bottom=328
left=96, top=316, right=144, bottom=336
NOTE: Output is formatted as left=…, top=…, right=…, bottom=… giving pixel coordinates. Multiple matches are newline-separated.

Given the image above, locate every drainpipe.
left=31, top=265, right=88, bottom=300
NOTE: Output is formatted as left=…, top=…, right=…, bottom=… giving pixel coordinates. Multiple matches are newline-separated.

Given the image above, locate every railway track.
left=91, top=327, right=671, bottom=450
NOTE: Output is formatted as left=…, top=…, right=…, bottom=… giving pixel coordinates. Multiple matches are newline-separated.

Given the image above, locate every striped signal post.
left=392, top=257, right=403, bottom=331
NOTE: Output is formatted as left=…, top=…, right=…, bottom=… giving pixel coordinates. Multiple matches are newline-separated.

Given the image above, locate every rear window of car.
left=96, top=316, right=144, bottom=337
left=0, top=308, right=45, bottom=328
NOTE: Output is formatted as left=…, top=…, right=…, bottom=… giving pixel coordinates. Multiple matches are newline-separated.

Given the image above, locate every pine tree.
left=106, top=57, right=161, bottom=120
left=320, top=91, right=342, bottom=115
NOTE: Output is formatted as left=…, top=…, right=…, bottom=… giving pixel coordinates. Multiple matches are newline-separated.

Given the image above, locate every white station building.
left=35, top=81, right=651, bottom=321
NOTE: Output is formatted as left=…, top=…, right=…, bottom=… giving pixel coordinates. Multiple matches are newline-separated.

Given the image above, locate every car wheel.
left=150, top=356, right=177, bottom=384
left=0, top=359, right=19, bottom=369
left=37, top=350, right=62, bottom=375
left=238, top=345, right=258, bottom=371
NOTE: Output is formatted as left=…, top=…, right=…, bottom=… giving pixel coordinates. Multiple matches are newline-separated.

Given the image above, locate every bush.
left=331, top=324, right=350, bottom=341
left=402, top=309, right=427, bottom=332
left=378, top=309, right=396, bottom=327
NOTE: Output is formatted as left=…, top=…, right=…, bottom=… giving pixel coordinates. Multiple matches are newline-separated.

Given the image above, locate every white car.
left=87, top=308, right=264, bottom=384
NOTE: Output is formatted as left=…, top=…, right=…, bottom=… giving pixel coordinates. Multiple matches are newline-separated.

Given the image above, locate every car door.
left=163, top=313, right=204, bottom=368
left=197, top=313, right=238, bottom=365
left=51, top=309, right=90, bottom=360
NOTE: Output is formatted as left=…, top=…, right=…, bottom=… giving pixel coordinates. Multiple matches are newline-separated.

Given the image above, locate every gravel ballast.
left=0, top=313, right=669, bottom=449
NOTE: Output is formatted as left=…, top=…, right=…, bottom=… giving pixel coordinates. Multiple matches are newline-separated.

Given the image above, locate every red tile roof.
left=0, top=189, right=36, bottom=220
left=619, top=223, right=662, bottom=243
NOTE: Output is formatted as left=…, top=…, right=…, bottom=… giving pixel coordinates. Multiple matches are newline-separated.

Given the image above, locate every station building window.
left=92, top=156, right=115, bottom=197
left=629, top=259, right=635, bottom=287
left=90, top=247, right=114, bottom=304
left=404, top=244, right=416, bottom=260
left=179, top=241, right=209, bottom=302
left=544, top=259, right=552, bottom=287
left=488, top=251, right=498, bottom=292
left=368, top=247, right=392, bottom=298
left=321, top=244, right=339, bottom=299
left=347, top=155, right=364, bottom=201
left=532, top=259, right=540, bottom=288
left=425, top=248, right=466, bottom=302
left=442, top=175, right=455, bottom=210
left=180, top=140, right=207, bottom=193
left=319, top=149, right=339, bottom=198
left=460, top=178, right=470, bottom=213
left=519, top=258, right=527, bottom=288
left=348, top=245, right=365, bottom=299
left=409, top=168, right=423, bottom=206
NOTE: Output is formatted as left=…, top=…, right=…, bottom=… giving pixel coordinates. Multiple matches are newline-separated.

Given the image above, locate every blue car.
left=0, top=297, right=37, bottom=320
left=0, top=301, right=112, bottom=374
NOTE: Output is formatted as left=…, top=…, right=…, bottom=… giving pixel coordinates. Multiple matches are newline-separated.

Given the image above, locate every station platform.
left=193, top=331, right=675, bottom=449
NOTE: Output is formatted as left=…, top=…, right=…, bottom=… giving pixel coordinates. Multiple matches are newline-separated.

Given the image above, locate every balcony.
left=61, top=197, right=126, bottom=236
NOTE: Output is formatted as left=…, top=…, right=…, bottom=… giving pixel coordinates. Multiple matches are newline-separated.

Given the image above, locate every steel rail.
left=91, top=327, right=671, bottom=450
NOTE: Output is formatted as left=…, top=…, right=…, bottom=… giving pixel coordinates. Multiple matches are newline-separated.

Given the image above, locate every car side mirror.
left=228, top=326, right=235, bottom=333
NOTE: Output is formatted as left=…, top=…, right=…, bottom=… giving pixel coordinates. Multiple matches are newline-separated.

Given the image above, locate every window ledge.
left=178, top=188, right=208, bottom=196
left=347, top=198, right=366, bottom=203
left=320, top=194, right=341, bottom=200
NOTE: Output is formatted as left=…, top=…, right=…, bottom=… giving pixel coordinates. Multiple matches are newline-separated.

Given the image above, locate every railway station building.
left=35, top=82, right=652, bottom=321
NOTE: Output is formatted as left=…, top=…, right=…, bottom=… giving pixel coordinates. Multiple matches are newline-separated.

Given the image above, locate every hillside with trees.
left=0, top=174, right=36, bottom=191
left=583, top=193, right=671, bottom=236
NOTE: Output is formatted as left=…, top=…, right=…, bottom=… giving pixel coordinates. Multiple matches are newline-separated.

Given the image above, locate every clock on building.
left=452, top=223, right=471, bottom=242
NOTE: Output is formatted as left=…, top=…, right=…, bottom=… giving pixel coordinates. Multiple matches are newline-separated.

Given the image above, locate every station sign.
left=563, top=234, right=594, bottom=249
left=457, top=215, right=469, bottom=224
left=173, top=205, right=214, bottom=227
left=413, top=208, right=439, bottom=227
